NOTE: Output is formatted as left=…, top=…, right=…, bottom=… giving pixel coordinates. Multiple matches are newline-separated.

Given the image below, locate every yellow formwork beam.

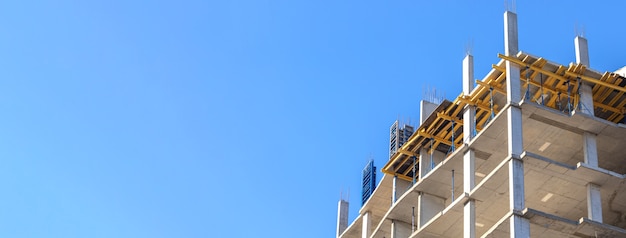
left=603, top=90, right=625, bottom=113
left=402, top=157, right=419, bottom=177
left=398, top=148, right=419, bottom=157
left=592, top=73, right=611, bottom=95
left=593, top=102, right=622, bottom=114
left=417, top=130, right=452, bottom=146
left=457, top=96, right=498, bottom=113
left=385, top=171, right=414, bottom=182
left=437, top=112, right=462, bottom=123
left=499, top=54, right=626, bottom=94
left=476, top=78, right=507, bottom=95
left=608, top=101, right=626, bottom=122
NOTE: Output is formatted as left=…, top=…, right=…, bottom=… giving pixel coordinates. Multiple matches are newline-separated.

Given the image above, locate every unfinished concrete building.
left=336, top=11, right=626, bottom=238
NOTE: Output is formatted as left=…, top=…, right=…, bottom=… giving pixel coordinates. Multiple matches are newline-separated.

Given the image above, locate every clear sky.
left=0, top=1, right=625, bottom=238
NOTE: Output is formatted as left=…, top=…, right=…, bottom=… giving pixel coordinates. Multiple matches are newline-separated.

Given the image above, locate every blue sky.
left=0, top=1, right=625, bottom=237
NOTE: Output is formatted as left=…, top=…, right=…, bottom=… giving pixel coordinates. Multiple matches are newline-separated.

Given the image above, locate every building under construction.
left=336, top=10, right=626, bottom=238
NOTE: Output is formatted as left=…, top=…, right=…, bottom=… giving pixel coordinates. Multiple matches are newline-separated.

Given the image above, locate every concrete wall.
left=391, top=220, right=412, bottom=238
left=420, top=100, right=439, bottom=125
left=420, top=149, right=446, bottom=178
left=394, top=176, right=412, bottom=202
left=419, top=193, right=445, bottom=227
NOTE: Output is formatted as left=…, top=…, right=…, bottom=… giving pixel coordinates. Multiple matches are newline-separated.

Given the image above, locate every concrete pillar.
left=508, top=157, right=529, bottom=238
left=462, top=54, right=477, bottom=238
left=420, top=99, right=442, bottom=179
left=464, top=200, right=476, bottom=238
left=575, top=36, right=590, bottom=66
left=391, top=219, right=412, bottom=238
left=393, top=175, right=398, bottom=203
left=509, top=215, right=530, bottom=238
left=463, top=150, right=476, bottom=238
left=504, top=10, right=530, bottom=238
left=504, top=12, right=518, bottom=57
left=504, top=11, right=521, bottom=104
left=587, top=183, right=603, bottom=222
left=463, top=54, right=476, bottom=143
left=418, top=192, right=445, bottom=228
left=419, top=148, right=430, bottom=179
left=507, top=106, right=524, bottom=158
left=583, top=132, right=598, bottom=167
left=336, top=200, right=349, bottom=238
left=576, top=36, right=598, bottom=179
left=575, top=36, right=595, bottom=116
left=391, top=219, right=398, bottom=238
left=463, top=149, right=476, bottom=193
left=362, top=211, right=371, bottom=238
left=509, top=158, right=525, bottom=211
left=579, top=83, right=594, bottom=115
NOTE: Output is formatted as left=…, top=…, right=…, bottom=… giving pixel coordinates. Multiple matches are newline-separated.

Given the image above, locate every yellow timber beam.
left=476, top=79, right=507, bottom=95
left=603, top=89, right=625, bottom=112
left=592, top=73, right=611, bottom=95
left=498, top=54, right=571, bottom=82
left=493, top=57, right=625, bottom=116
left=381, top=168, right=414, bottom=181
left=417, top=130, right=452, bottom=146
left=402, top=157, right=419, bottom=176
left=398, top=148, right=418, bottom=157
left=593, top=102, right=622, bottom=114
left=499, top=54, right=626, bottom=94
left=564, top=69, right=626, bottom=94
left=608, top=100, right=626, bottom=122
left=457, top=96, right=499, bottom=113
left=437, top=112, right=462, bottom=123
left=492, top=64, right=564, bottom=95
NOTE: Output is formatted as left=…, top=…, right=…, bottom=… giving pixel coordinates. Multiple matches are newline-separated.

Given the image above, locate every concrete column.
left=419, top=148, right=430, bottom=179
left=579, top=84, right=594, bottom=115
left=336, top=200, right=349, bottom=238
left=391, top=219, right=411, bottom=238
left=463, top=55, right=475, bottom=95
left=417, top=192, right=445, bottom=229
left=393, top=175, right=398, bottom=203
left=587, top=183, right=603, bottom=222
left=463, top=53, right=476, bottom=238
left=362, top=211, right=371, bottom=238
left=583, top=132, right=598, bottom=167
left=507, top=106, right=524, bottom=159
left=509, top=158, right=525, bottom=211
left=509, top=214, right=530, bottom=238
left=420, top=99, right=442, bottom=179
left=575, top=36, right=590, bottom=66
left=508, top=108, right=527, bottom=238
left=463, top=54, right=476, bottom=143
left=464, top=200, right=476, bottom=238
left=504, top=12, right=518, bottom=56
left=509, top=158, right=529, bottom=238
left=463, top=150, right=476, bottom=194
left=504, top=10, right=529, bottom=238
left=575, top=36, right=594, bottom=116
left=504, top=11, right=521, bottom=103
left=463, top=109, right=476, bottom=144
left=575, top=37, right=598, bottom=177
left=463, top=149, right=476, bottom=238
